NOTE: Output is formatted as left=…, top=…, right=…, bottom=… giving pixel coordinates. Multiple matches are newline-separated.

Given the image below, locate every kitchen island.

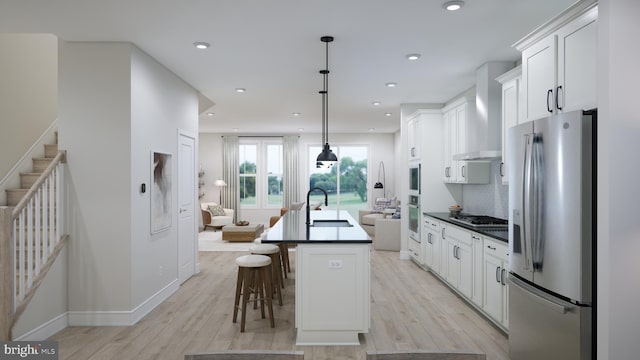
left=261, top=209, right=371, bottom=345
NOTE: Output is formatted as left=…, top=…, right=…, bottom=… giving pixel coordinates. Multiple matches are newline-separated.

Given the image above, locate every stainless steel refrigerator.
left=508, top=109, right=596, bottom=360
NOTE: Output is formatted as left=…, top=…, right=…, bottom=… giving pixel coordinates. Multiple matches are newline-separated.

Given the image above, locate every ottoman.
left=222, top=223, right=265, bottom=242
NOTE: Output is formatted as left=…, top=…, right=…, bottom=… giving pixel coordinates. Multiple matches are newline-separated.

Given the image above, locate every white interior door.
left=178, top=131, right=196, bottom=284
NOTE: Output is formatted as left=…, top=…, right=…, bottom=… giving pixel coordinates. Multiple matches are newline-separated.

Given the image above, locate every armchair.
left=200, top=202, right=234, bottom=230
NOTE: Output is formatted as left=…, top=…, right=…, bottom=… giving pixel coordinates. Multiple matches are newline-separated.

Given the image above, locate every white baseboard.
left=14, top=313, right=68, bottom=341
left=68, top=279, right=179, bottom=326
left=399, top=250, right=410, bottom=260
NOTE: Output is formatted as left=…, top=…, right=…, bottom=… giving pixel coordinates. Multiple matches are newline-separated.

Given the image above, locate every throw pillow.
left=208, top=204, right=226, bottom=217
left=372, top=197, right=391, bottom=213
left=392, top=205, right=401, bottom=219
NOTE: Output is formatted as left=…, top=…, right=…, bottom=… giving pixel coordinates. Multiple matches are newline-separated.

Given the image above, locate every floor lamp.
left=374, top=161, right=385, bottom=198
left=214, top=179, right=227, bottom=206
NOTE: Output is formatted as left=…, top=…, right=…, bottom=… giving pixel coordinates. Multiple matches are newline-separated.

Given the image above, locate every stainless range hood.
left=452, top=62, right=513, bottom=162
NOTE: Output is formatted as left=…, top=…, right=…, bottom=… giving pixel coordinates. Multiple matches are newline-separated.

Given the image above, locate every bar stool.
left=249, top=244, right=283, bottom=306
left=279, top=243, right=290, bottom=278
left=232, top=254, right=275, bottom=332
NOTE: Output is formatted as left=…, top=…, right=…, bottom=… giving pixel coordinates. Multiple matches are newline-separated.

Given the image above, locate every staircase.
left=5, top=143, right=59, bottom=206
left=0, top=140, right=67, bottom=340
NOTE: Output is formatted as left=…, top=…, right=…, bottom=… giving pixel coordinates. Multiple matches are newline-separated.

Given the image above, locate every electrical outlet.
left=328, top=260, right=342, bottom=269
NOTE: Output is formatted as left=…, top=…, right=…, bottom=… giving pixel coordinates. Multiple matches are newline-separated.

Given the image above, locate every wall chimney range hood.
left=451, top=62, right=514, bottom=162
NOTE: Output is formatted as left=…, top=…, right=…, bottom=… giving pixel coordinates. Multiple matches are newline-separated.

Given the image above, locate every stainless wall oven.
left=408, top=195, right=420, bottom=241
left=409, top=163, right=421, bottom=195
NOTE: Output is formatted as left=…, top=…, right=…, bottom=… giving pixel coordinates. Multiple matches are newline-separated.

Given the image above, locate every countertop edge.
left=424, top=212, right=508, bottom=244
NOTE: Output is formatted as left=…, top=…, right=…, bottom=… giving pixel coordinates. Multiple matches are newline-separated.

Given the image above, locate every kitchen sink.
left=311, top=219, right=353, bottom=227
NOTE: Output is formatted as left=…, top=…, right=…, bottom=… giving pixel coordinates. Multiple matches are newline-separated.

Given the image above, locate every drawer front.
left=484, top=238, right=509, bottom=262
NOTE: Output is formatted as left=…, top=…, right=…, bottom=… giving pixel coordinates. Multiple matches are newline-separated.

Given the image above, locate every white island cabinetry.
left=296, top=244, right=370, bottom=345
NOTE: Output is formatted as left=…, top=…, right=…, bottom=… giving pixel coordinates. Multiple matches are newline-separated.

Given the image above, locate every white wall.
left=0, top=34, right=58, bottom=204
left=197, top=132, right=396, bottom=226
left=60, top=42, right=133, bottom=314
left=130, top=46, right=199, bottom=307
left=59, top=41, right=198, bottom=326
left=597, top=0, right=640, bottom=358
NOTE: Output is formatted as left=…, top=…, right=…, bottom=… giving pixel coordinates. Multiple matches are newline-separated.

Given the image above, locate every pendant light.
left=316, top=36, right=338, bottom=168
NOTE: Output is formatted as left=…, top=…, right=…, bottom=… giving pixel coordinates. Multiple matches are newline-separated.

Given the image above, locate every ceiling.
left=1, top=0, right=575, bottom=134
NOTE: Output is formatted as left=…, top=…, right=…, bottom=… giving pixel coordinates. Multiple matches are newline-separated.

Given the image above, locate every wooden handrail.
left=12, top=150, right=66, bottom=220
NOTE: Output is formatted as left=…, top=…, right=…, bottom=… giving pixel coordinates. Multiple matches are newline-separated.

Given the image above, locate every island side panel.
left=295, top=243, right=371, bottom=345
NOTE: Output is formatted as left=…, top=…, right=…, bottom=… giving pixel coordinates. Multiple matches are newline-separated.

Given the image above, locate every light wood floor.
left=49, top=250, right=508, bottom=360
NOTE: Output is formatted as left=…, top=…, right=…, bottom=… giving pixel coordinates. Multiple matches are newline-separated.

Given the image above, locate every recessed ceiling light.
left=406, top=54, right=421, bottom=61
left=443, top=1, right=464, bottom=11
left=206, top=112, right=214, bottom=116
left=385, top=82, right=398, bottom=88
left=232, top=128, right=239, bottom=132
left=235, top=88, right=246, bottom=93
left=298, top=128, right=304, bottom=132
left=372, top=101, right=381, bottom=106
left=385, top=112, right=393, bottom=117
left=193, top=42, right=210, bottom=49
left=368, top=128, right=375, bottom=132
left=292, top=112, right=301, bottom=116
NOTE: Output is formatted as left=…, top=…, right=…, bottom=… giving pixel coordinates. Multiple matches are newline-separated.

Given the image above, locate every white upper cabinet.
left=408, top=116, right=422, bottom=161
left=442, top=96, right=490, bottom=184
left=496, top=66, right=523, bottom=185
left=556, top=8, right=597, bottom=113
left=516, top=2, right=597, bottom=122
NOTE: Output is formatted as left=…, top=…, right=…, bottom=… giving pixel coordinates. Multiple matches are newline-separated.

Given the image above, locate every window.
left=239, top=139, right=283, bottom=208
left=239, top=144, right=257, bottom=206
left=308, top=145, right=368, bottom=219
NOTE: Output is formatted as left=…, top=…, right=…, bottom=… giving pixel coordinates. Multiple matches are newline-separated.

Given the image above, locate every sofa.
left=200, top=202, right=234, bottom=230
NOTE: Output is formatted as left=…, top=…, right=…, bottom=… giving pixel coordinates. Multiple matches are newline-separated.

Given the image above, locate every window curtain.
left=222, top=136, right=240, bottom=222
left=283, top=135, right=300, bottom=207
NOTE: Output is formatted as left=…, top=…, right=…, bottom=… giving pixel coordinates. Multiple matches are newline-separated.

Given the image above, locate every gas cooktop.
left=448, top=214, right=508, bottom=229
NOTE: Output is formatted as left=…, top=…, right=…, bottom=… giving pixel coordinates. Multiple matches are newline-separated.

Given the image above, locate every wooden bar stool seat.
left=232, top=254, right=275, bottom=332
left=249, top=244, right=283, bottom=306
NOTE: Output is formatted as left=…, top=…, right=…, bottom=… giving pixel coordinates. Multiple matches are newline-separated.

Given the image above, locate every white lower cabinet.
left=408, top=235, right=423, bottom=266
left=482, top=238, right=509, bottom=329
left=424, top=216, right=509, bottom=332
left=422, top=218, right=440, bottom=273
left=443, top=224, right=473, bottom=299
left=471, top=233, right=484, bottom=307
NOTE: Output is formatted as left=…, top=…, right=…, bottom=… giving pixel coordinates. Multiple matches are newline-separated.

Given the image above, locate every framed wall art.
left=151, top=151, right=172, bottom=234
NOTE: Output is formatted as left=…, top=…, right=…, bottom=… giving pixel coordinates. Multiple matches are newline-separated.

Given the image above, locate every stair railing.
left=0, top=150, right=67, bottom=340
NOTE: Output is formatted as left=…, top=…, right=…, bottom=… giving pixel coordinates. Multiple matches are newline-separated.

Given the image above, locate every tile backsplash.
left=462, top=160, right=508, bottom=219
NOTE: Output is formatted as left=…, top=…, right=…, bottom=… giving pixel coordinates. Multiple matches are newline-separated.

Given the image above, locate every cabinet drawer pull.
left=496, top=266, right=501, bottom=283
left=442, top=228, right=446, bottom=239
left=461, top=165, right=466, bottom=178
left=487, top=245, right=496, bottom=250
left=501, top=268, right=506, bottom=286
left=500, top=162, right=504, bottom=177
left=547, top=89, right=553, bottom=113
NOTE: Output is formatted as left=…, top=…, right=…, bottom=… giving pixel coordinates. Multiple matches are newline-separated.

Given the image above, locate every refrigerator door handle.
left=509, top=275, right=573, bottom=315
left=531, top=134, right=545, bottom=271
left=522, top=134, right=534, bottom=271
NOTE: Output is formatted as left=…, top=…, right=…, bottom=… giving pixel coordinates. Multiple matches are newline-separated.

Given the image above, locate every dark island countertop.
left=424, top=212, right=508, bottom=243
left=262, top=209, right=372, bottom=244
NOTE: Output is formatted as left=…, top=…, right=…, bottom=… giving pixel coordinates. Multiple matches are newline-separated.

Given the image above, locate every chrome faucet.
left=306, top=187, right=328, bottom=225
